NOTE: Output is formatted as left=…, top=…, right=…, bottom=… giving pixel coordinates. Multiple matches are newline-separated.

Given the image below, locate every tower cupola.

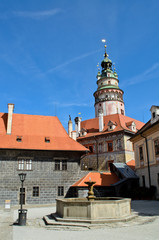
left=94, top=42, right=125, bottom=117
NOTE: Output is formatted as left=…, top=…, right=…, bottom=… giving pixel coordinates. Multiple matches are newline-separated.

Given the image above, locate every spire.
left=101, top=44, right=112, bottom=71
left=104, top=44, right=108, bottom=58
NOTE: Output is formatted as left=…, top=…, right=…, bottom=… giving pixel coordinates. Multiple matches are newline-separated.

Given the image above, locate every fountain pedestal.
left=84, top=181, right=96, bottom=201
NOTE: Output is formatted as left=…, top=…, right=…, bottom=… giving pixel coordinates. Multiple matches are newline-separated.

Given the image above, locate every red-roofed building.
left=68, top=45, right=144, bottom=172
left=0, top=104, right=88, bottom=206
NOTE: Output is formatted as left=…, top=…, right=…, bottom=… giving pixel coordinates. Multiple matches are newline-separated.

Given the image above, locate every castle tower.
left=94, top=44, right=125, bottom=117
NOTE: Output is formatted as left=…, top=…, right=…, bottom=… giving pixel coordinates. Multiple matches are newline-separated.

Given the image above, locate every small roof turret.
left=101, top=45, right=112, bottom=70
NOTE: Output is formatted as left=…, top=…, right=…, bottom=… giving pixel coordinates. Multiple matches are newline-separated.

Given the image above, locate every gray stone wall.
left=136, top=165, right=159, bottom=198
left=0, top=149, right=84, bottom=206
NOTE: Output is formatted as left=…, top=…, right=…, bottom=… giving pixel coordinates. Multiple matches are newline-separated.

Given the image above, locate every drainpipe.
left=93, top=136, right=99, bottom=171
left=140, top=134, right=151, bottom=188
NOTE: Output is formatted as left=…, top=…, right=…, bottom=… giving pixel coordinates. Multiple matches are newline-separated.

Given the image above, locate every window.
left=18, top=159, right=24, bottom=170
left=18, top=158, right=32, bottom=170
left=108, top=142, right=113, bottom=152
left=58, top=186, right=64, bottom=196
left=121, top=109, right=124, bottom=115
left=99, top=143, right=103, bottom=153
left=152, top=112, right=156, bottom=118
left=62, top=160, right=67, bottom=171
left=33, top=186, right=39, bottom=197
left=45, top=137, right=50, bottom=143
left=88, top=146, right=93, bottom=153
left=55, top=160, right=60, bottom=170
left=106, top=160, right=114, bottom=170
left=154, top=139, right=159, bottom=156
left=16, top=136, right=22, bottom=142
left=139, top=146, right=143, bottom=160
left=108, top=81, right=111, bottom=84
left=54, top=159, right=68, bottom=171
left=26, top=159, right=32, bottom=170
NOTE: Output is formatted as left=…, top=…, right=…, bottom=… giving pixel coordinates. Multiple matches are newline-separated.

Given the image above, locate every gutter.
left=140, top=133, right=151, bottom=188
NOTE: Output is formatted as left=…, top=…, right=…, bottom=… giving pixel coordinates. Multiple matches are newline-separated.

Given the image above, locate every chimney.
left=74, top=117, right=82, bottom=137
left=7, top=103, right=14, bottom=135
left=71, top=131, right=77, bottom=141
left=68, top=115, right=73, bottom=137
left=98, top=109, right=104, bottom=132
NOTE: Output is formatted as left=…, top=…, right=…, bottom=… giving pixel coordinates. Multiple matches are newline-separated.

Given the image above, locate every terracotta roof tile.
left=126, top=159, right=135, bottom=170
left=72, top=172, right=119, bottom=187
left=0, top=113, right=87, bottom=152
left=78, top=114, right=144, bottom=139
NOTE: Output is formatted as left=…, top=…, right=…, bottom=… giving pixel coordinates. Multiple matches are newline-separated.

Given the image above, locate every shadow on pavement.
left=131, top=200, right=159, bottom=216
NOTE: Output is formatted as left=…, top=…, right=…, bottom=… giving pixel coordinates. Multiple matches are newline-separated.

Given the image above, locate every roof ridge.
left=117, top=114, right=125, bottom=131
left=78, top=172, right=90, bottom=186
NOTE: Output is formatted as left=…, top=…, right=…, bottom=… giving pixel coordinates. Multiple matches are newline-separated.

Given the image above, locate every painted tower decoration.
left=94, top=44, right=125, bottom=117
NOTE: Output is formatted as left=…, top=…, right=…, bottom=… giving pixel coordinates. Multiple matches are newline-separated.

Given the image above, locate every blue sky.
left=0, top=0, right=159, bottom=131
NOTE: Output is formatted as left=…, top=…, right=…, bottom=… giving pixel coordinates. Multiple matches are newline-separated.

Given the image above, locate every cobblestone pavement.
left=0, top=201, right=159, bottom=240
left=0, top=210, right=13, bottom=240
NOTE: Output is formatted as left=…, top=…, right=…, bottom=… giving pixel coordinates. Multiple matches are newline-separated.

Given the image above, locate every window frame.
left=33, top=186, right=39, bottom=197
left=154, top=138, right=159, bottom=156
left=55, top=160, right=60, bottom=171
left=107, top=141, right=113, bottom=152
left=139, top=146, right=144, bottom=161
left=62, top=160, right=67, bottom=171
left=18, top=158, right=33, bottom=171
left=58, top=186, right=64, bottom=196
left=54, top=158, right=68, bottom=171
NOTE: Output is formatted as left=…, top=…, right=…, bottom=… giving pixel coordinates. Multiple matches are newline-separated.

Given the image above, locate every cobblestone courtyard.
left=0, top=201, right=159, bottom=240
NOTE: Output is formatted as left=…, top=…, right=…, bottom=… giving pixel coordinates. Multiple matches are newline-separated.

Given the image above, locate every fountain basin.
left=56, top=197, right=131, bottom=222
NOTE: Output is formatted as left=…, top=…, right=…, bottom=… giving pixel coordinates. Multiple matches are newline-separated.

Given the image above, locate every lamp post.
left=18, top=173, right=27, bottom=226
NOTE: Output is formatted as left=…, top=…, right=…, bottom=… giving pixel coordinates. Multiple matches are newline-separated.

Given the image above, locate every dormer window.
left=80, top=128, right=87, bottom=137
left=16, top=136, right=22, bottom=142
left=126, top=121, right=136, bottom=132
left=45, top=137, right=50, bottom=143
left=107, top=121, right=117, bottom=131
left=150, top=105, right=159, bottom=124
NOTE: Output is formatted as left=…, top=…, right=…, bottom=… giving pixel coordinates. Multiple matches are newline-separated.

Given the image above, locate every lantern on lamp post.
left=18, top=173, right=27, bottom=226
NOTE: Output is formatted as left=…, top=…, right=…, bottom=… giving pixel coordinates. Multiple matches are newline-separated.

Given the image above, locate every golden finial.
left=97, top=63, right=100, bottom=72
left=113, top=62, right=116, bottom=71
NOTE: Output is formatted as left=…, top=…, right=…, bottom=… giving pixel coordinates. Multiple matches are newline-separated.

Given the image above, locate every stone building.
left=130, top=105, right=159, bottom=198
left=0, top=104, right=87, bottom=206
left=69, top=44, right=144, bottom=171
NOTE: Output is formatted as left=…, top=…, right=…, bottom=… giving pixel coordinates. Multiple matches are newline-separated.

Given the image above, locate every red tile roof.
left=126, top=159, right=135, bottom=170
left=72, top=172, right=119, bottom=187
left=78, top=114, right=144, bottom=139
left=0, top=113, right=87, bottom=152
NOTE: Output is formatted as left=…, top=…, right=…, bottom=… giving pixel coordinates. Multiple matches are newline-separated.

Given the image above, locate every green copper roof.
left=97, top=85, right=119, bottom=90
left=102, top=57, right=112, bottom=63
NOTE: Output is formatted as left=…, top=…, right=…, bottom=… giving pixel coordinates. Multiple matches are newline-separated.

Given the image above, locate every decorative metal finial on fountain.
left=84, top=178, right=96, bottom=201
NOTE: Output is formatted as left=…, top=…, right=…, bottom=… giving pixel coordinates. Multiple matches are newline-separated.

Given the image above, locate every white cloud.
left=0, top=9, right=62, bottom=20
left=47, top=48, right=102, bottom=73
left=50, top=101, right=90, bottom=107
left=121, top=62, right=159, bottom=87
left=13, top=8, right=62, bottom=19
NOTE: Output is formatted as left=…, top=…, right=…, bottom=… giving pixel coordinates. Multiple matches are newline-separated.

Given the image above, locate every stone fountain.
left=44, top=180, right=136, bottom=226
